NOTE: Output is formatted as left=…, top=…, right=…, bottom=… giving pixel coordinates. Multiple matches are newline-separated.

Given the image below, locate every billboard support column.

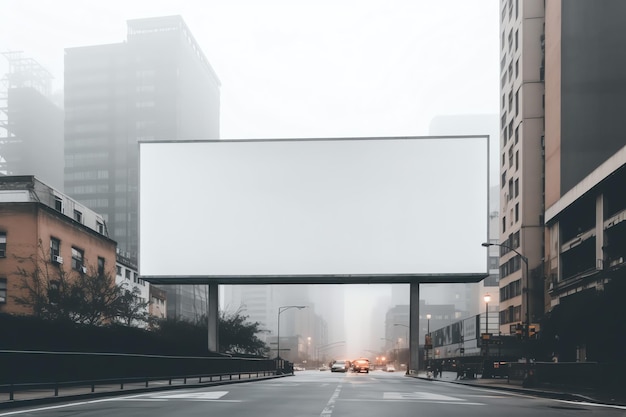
left=409, top=282, right=420, bottom=374
left=208, top=283, right=219, bottom=352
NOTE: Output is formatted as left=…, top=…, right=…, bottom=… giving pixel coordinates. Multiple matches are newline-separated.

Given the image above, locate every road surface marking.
left=320, top=383, right=342, bottom=417
left=384, top=392, right=464, bottom=401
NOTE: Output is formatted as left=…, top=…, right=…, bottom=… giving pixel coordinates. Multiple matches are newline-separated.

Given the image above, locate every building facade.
left=0, top=176, right=116, bottom=315
left=499, top=0, right=626, bottom=363
left=498, top=0, right=545, bottom=335
left=64, top=15, right=220, bottom=260
left=544, top=0, right=626, bottom=300
left=64, top=16, right=221, bottom=321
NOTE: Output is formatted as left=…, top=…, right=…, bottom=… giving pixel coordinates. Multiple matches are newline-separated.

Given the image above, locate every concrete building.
left=64, top=15, right=221, bottom=321
left=544, top=3, right=626, bottom=313
left=115, top=253, right=152, bottom=326
left=0, top=175, right=116, bottom=315
left=64, top=15, right=220, bottom=260
left=0, top=53, right=64, bottom=190
left=499, top=0, right=626, bottom=354
left=497, top=0, right=545, bottom=335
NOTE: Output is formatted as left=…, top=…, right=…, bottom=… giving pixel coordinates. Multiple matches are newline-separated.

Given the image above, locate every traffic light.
left=515, top=323, right=523, bottom=339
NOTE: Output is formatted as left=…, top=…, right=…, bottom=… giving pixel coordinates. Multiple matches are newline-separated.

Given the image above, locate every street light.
left=426, top=313, right=432, bottom=368
left=484, top=293, right=491, bottom=356
left=482, top=242, right=531, bottom=381
left=394, top=323, right=410, bottom=375
left=277, top=305, right=306, bottom=360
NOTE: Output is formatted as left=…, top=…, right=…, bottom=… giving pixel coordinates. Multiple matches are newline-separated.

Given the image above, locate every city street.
left=1, top=370, right=623, bottom=417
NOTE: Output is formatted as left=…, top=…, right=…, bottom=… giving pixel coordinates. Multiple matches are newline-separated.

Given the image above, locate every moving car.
left=352, top=358, right=370, bottom=373
left=330, top=360, right=350, bottom=372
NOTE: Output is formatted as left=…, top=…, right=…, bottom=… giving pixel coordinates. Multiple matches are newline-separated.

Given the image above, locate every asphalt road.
left=1, top=370, right=624, bottom=417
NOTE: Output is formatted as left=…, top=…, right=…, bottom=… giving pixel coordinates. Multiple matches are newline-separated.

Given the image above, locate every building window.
left=515, top=203, right=519, bottom=222
left=98, top=257, right=105, bottom=276
left=133, top=272, right=138, bottom=283
left=515, top=29, right=518, bottom=51
left=125, top=269, right=131, bottom=279
left=97, top=221, right=104, bottom=234
left=0, top=232, right=6, bottom=258
left=0, top=278, right=6, bottom=303
left=515, top=150, right=519, bottom=170
left=71, top=247, right=84, bottom=271
left=50, top=237, right=61, bottom=264
left=54, top=197, right=63, bottom=213
left=515, top=91, right=519, bottom=116
left=73, top=210, right=83, bottom=223
left=515, top=178, right=519, bottom=197
left=515, top=59, right=519, bottom=78
left=502, top=216, right=507, bottom=233
left=116, top=265, right=122, bottom=275
left=515, top=126, right=519, bottom=144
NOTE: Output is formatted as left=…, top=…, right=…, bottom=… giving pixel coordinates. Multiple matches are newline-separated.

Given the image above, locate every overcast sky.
left=1, top=0, right=500, bottom=357
left=1, top=0, right=500, bottom=139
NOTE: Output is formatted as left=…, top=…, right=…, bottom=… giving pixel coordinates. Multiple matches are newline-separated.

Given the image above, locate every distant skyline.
left=1, top=1, right=500, bottom=140
left=2, top=1, right=501, bottom=358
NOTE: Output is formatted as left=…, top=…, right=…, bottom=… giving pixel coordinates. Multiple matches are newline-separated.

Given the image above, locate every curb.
left=407, top=374, right=626, bottom=407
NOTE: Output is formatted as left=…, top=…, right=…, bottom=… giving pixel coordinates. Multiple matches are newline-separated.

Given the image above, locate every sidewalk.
left=409, top=370, right=626, bottom=407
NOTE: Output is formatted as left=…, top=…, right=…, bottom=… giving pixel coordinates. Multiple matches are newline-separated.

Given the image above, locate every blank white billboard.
left=139, top=136, right=489, bottom=284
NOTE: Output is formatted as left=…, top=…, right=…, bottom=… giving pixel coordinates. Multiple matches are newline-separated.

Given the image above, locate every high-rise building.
left=500, top=0, right=626, bottom=361
left=543, top=0, right=626, bottom=361
left=0, top=53, right=64, bottom=190
left=498, top=0, right=545, bottom=335
left=64, top=16, right=220, bottom=321
left=64, top=15, right=220, bottom=260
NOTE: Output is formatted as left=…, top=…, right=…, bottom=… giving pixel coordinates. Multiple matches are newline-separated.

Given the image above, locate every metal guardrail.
left=0, top=350, right=284, bottom=405
left=0, top=370, right=278, bottom=402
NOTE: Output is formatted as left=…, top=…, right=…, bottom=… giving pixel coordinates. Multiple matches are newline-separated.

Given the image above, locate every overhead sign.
left=139, top=136, right=489, bottom=284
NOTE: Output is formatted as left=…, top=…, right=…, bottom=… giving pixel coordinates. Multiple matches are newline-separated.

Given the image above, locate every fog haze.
left=1, top=1, right=500, bottom=358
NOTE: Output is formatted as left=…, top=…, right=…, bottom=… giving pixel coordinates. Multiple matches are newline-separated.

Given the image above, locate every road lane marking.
left=320, top=383, right=342, bottom=417
left=149, top=391, right=229, bottom=399
left=340, top=398, right=484, bottom=406
left=554, top=399, right=626, bottom=411
left=384, top=392, right=464, bottom=401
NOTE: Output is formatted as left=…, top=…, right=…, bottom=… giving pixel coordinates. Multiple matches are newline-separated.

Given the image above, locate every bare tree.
left=12, top=241, right=148, bottom=327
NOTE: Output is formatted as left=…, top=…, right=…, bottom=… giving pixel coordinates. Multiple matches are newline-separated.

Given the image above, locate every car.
left=351, top=358, right=370, bottom=373
left=330, top=360, right=350, bottom=372
left=385, top=365, right=396, bottom=372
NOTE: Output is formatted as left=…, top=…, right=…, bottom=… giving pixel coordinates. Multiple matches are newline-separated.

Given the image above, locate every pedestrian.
left=456, top=363, right=464, bottom=380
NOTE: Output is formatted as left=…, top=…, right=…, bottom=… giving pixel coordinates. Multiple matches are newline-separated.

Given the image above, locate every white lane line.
left=320, top=383, right=342, bottom=417
left=384, top=392, right=464, bottom=401
left=553, top=399, right=626, bottom=411
left=0, top=396, right=131, bottom=416
left=340, top=399, right=484, bottom=406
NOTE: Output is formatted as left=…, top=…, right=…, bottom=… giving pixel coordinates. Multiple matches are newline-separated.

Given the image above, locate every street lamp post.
left=426, top=314, right=432, bottom=370
left=482, top=242, right=531, bottom=381
left=484, top=293, right=491, bottom=357
left=277, top=305, right=306, bottom=360
left=394, top=323, right=410, bottom=375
